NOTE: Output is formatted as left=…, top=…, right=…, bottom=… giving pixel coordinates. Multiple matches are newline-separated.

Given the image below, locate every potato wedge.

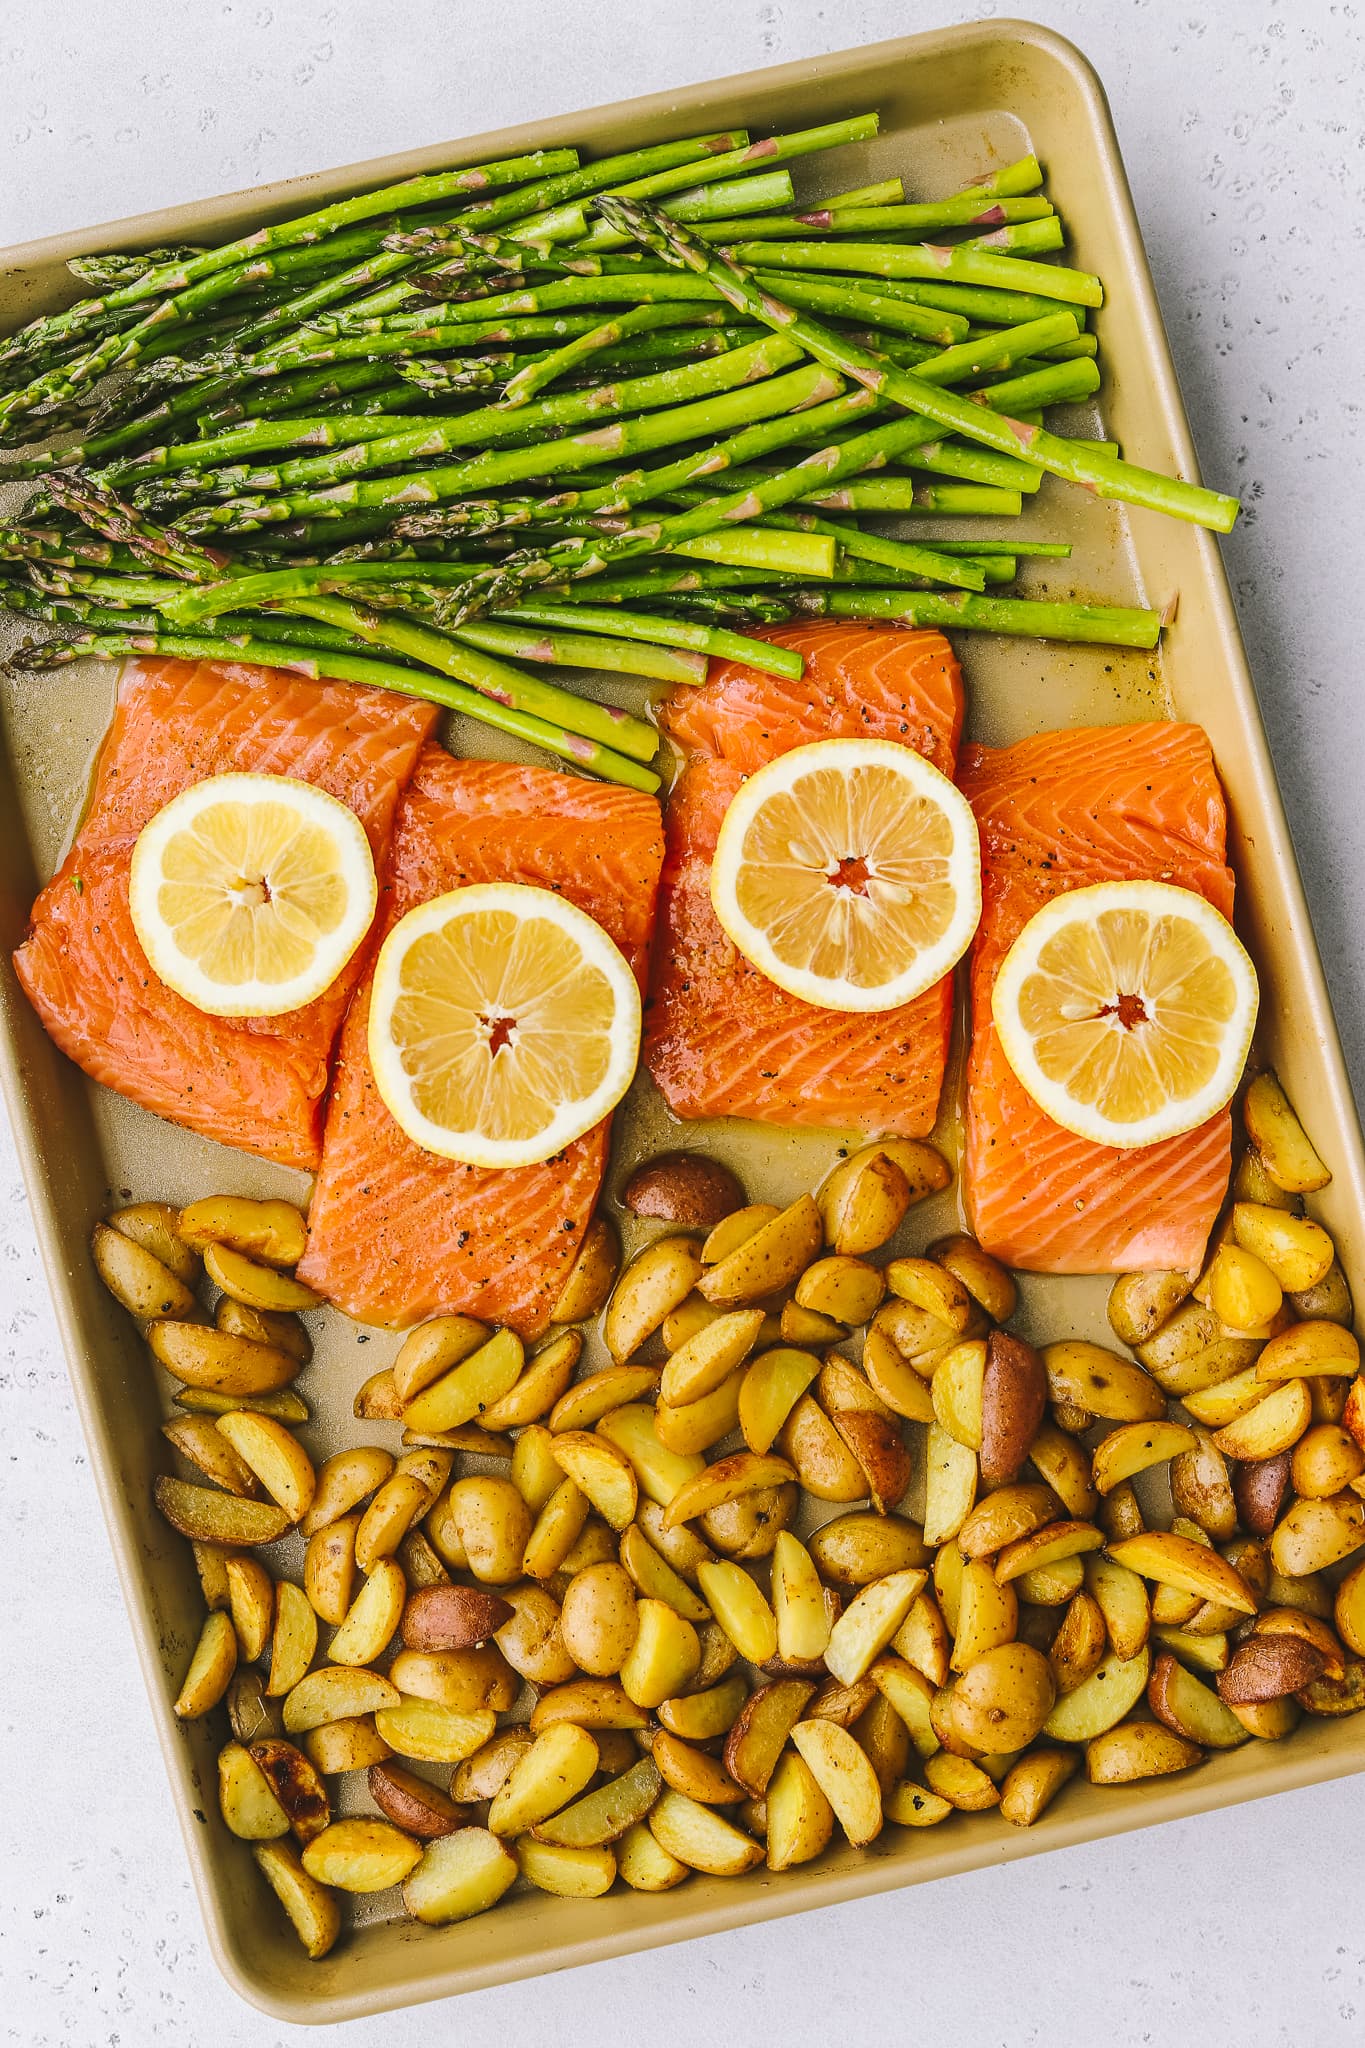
left=516, top=1836, right=617, bottom=1898
left=922, top=1751, right=999, bottom=1812
left=192, top=1540, right=232, bottom=1615
left=617, top=1818, right=690, bottom=1891
left=604, top=1235, right=704, bottom=1361
left=154, top=1475, right=291, bottom=1548
left=1107, top=1532, right=1257, bottom=1616
left=249, top=1737, right=331, bottom=1844
left=735, top=1346, right=821, bottom=1457
left=1257, top=1320, right=1359, bottom=1382
left=558, top=1562, right=640, bottom=1677
left=161, top=1413, right=263, bottom=1500
left=1169, top=1432, right=1238, bottom=1541
left=1231, top=1202, right=1335, bottom=1291
left=808, top=1513, right=928, bottom=1590
left=662, top=1451, right=797, bottom=1532
left=1151, top=1628, right=1230, bottom=1677
left=227, top=1666, right=282, bottom=1746
left=698, top=1195, right=822, bottom=1307
left=1027, top=1424, right=1098, bottom=1521
left=1292, top=1423, right=1365, bottom=1500
left=283, top=1665, right=402, bottom=1735
left=401, top=1328, right=524, bottom=1435
left=204, top=1240, right=318, bottom=1314
left=106, top=1200, right=200, bottom=1285
left=619, top=1521, right=710, bottom=1622
left=951, top=1559, right=1017, bottom=1672
left=597, top=1404, right=704, bottom=1509
left=996, top=1520, right=1104, bottom=1586
left=300, top=1446, right=393, bottom=1539
left=693, top=1561, right=775, bottom=1666
left=1042, top=1341, right=1165, bottom=1422
left=765, top=1530, right=827, bottom=1668
left=1085, top=1722, right=1202, bottom=1783
left=788, top=1719, right=882, bottom=1845
left=829, top=1407, right=911, bottom=1516
left=216, top=1296, right=312, bottom=1364
left=1106, top=1268, right=1197, bottom=1349
left=779, top=1394, right=867, bottom=1503
left=1148, top=1650, right=1249, bottom=1747
left=549, top=1362, right=660, bottom=1436
left=796, top=1254, right=885, bottom=1327
left=885, top=1254, right=972, bottom=1332
left=1297, top=1660, right=1365, bottom=1716
left=303, top=1515, right=358, bottom=1629
left=402, top=1826, right=518, bottom=1925
left=550, top=1432, right=638, bottom=1532
left=1243, top=1071, right=1331, bottom=1192
left=218, top=1741, right=291, bottom=1840
left=303, top=1716, right=392, bottom=1777
left=1229, top=1696, right=1302, bottom=1740
left=253, top=1839, right=341, bottom=1958
left=325, top=1557, right=405, bottom=1669
left=931, top=1339, right=985, bottom=1450
left=1218, top=1634, right=1327, bottom=1704
left=884, top=1779, right=954, bottom=1828
left=1044, top=1645, right=1151, bottom=1742
left=267, top=1579, right=318, bottom=1699
left=957, top=1484, right=1059, bottom=1561
left=149, top=1321, right=300, bottom=1396
left=820, top=1140, right=949, bottom=1254
left=353, top=1368, right=404, bottom=1421
left=547, top=1214, right=620, bottom=1325
left=858, top=1326, right=935, bottom=1424
left=528, top=1755, right=663, bottom=1850
left=93, top=1222, right=200, bottom=1324
left=649, top=1788, right=763, bottom=1875
left=1289, top=1260, right=1354, bottom=1327
left=922, top=1423, right=978, bottom=1548
left=1017, top=1557, right=1087, bottom=1607
left=979, top=1331, right=1047, bottom=1487
left=179, top=1195, right=308, bottom=1266
left=1211, top=1379, right=1311, bottom=1464
left=650, top=1730, right=742, bottom=1806
left=397, top=1528, right=450, bottom=1592
left=300, top=1817, right=420, bottom=1893
left=818, top=1568, right=922, bottom=1686
left=361, top=1761, right=465, bottom=1839
left=389, top=1645, right=517, bottom=1715
left=659, top=1308, right=766, bottom=1414
left=486, top=1721, right=599, bottom=1836
left=1335, top=1557, right=1365, bottom=1657
left=759, top=1748, right=835, bottom=1869
left=1049, top=1591, right=1108, bottom=1695
left=215, top=1410, right=315, bottom=1523
left=618, top=1598, right=701, bottom=1708
left=374, top=1697, right=497, bottom=1765
left=999, top=1748, right=1078, bottom=1828
left=1201, top=1242, right=1283, bottom=1333
left=440, top=1475, right=533, bottom=1584
left=656, top=1369, right=744, bottom=1458
left=657, top=1675, right=749, bottom=1745
left=1271, top=1494, right=1365, bottom=1577
left=173, top=1610, right=237, bottom=1719
left=529, top=1677, right=649, bottom=1733
left=1092, top=1420, right=1197, bottom=1497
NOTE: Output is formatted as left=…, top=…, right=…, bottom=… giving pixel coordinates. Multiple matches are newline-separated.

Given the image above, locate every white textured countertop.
left=3, top=2, right=1364, bottom=2041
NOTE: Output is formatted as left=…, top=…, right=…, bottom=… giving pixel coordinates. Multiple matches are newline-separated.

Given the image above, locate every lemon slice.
left=128, top=772, right=377, bottom=1017
left=709, top=736, right=982, bottom=1012
left=368, top=883, right=642, bottom=1167
left=992, top=879, right=1259, bottom=1148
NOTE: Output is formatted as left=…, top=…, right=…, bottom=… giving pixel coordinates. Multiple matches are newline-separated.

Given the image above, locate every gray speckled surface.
left=3, top=2, right=1364, bottom=2041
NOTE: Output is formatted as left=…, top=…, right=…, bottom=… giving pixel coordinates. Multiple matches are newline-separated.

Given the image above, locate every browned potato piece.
left=302, top=1818, right=422, bottom=1893
left=1296, top=1660, right=1365, bottom=1716
left=533, top=1756, right=665, bottom=1848
left=549, top=1216, right=621, bottom=1326
left=1106, top=1268, right=1196, bottom=1349
left=1218, top=1635, right=1327, bottom=1704
left=161, top=1413, right=263, bottom=1498
left=624, top=1152, right=744, bottom=1229
left=1292, top=1424, right=1365, bottom=1500
left=953, top=1642, right=1056, bottom=1751
left=1084, top=1723, right=1203, bottom=1784
left=1243, top=1071, right=1331, bottom=1192
left=93, top=1222, right=200, bottom=1324
left=494, top=1584, right=578, bottom=1688
left=173, top=1611, right=237, bottom=1719
left=216, top=1297, right=312, bottom=1364
left=698, top=1196, right=822, bottom=1307
left=1169, top=1431, right=1238, bottom=1540
left=979, top=1331, right=1047, bottom=1486
left=820, top=1141, right=949, bottom=1256
left=998, top=1749, right=1077, bottom=1828
left=253, top=1839, right=341, bottom=1958
left=179, top=1195, right=308, bottom=1265
left=1233, top=1451, right=1292, bottom=1538
left=302, top=1716, right=392, bottom=1777
left=154, top=1475, right=291, bottom=1547
left=250, top=1738, right=331, bottom=1844
left=1147, top=1652, right=1250, bottom=1748
left=1049, top=1591, right=1107, bottom=1695
left=789, top=1719, right=883, bottom=1845
left=149, top=1321, right=301, bottom=1396
left=106, top=1200, right=200, bottom=1285
left=401, top=1585, right=513, bottom=1654
left=368, top=1762, right=472, bottom=1839
left=927, top=1233, right=1017, bottom=1324
left=1043, top=1341, right=1165, bottom=1422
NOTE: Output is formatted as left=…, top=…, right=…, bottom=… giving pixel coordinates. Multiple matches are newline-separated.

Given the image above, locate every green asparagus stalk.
left=786, top=585, right=1161, bottom=648
left=725, top=237, right=1103, bottom=307
left=452, top=617, right=707, bottom=684
left=496, top=303, right=716, bottom=408
left=693, top=194, right=1055, bottom=240
left=600, top=199, right=1239, bottom=532
left=490, top=598, right=804, bottom=678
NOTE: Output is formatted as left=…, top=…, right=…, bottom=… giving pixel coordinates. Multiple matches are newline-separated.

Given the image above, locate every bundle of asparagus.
left=0, top=115, right=1238, bottom=791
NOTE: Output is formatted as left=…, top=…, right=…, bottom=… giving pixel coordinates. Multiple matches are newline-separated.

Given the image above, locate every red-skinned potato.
left=623, top=1153, right=744, bottom=1230
left=1233, top=1452, right=1293, bottom=1538
left=979, top=1331, right=1047, bottom=1485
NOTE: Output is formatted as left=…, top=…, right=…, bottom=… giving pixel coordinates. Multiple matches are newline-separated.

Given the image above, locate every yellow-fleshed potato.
left=215, top=1410, right=316, bottom=1522
left=884, top=1780, right=954, bottom=1828
left=619, top=1522, right=710, bottom=1622
left=403, top=1827, right=518, bottom=1925
left=922, top=1750, right=999, bottom=1812
left=922, top=1422, right=978, bottom=1548
left=658, top=1674, right=750, bottom=1744
left=1091, top=1419, right=1198, bottom=1497
left=550, top=1363, right=662, bottom=1436
left=1290, top=1261, right=1354, bottom=1326
left=885, top=1254, right=973, bottom=1331
left=738, top=1347, right=823, bottom=1456
left=253, top=1839, right=341, bottom=1958
left=218, top=1741, right=291, bottom=1840
left=267, top=1580, right=319, bottom=1699
left=227, top=1667, right=282, bottom=1747
left=713, top=1677, right=810, bottom=1797
left=1017, top=1556, right=1088, bottom=1607
left=1256, top=1321, right=1359, bottom=1381
left=1231, top=1203, right=1335, bottom=1292
left=327, top=1558, right=408, bottom=1668
left=551, top=1431, right=639, bottom=1531
left=931, top=1339, right=986, bottom=1450
left=604, top=1235, right=705, bottom=1362
left=656, top=1368, right=744, bottom=1457
left=93, top=1221, right=200, bottom=1323
left=488, top=1721, right=599, bottom=1835
left=1085, top=1722, right=1203, bottom=1784
left=374, top=1697, right=497, bottom=1765
left=304, top=1514, right=359, bottom=1628
left=952, top=1642, right=1055, bottom=1751
left=174, top=1611, right=238, bottom=1719
left=223, top=1554, right=274, bottom=1663
left=1028, top=1424, right=1099, bottom=1520
left=1234, top=1148, right=1305, bottom=1212
left=809, top=1512, right=928, bottom=1588
left=353, top=1368, right=404, bottom=1421
left=549, top=1215, right=621, bottom=1325
left=701, top=1203, right=781, bottom=1267
left=176, top=1383, right=310, bottom=1424
left=517, top=1836, right=617, bottom=1898
left=1212, top=1378, right=1312, bottom=1461
left=950, top=1559, right=1018, bottom=1672
left=192, top=1540, right=233, bottom=1615
left=441, top=1476, right=534, bottom=1583
left=1049, top=1591, right=1108, bottom=1695
left=1297, top=1660, right=1365, bottom=1716
left=618, top=1818, right=690, bottom=1891
left=106, top=1200, right=200, bottom=1285
left=1044, top=1645, right=1151, bottom=1742
left=596, top=1404, right=705, bottom=1510
left=302, top=1447, right=394, bottom=1537
left=764, top=1749, right=837, bottom=1869
left=512, top=1424, right=567, bottom=1516
left=478, top=1329, right=582, bottom=1430
left=350, top=1472, right=430, bottom=1575
left=1183, top=1368, right=1272, bottom=1431
left=999, top=1747, right=1078, bottom=1828
left=1148, top=1650, right=1250, bottom=1747
left=283, top=1666, right=402, bottom=1735
left=1151, top=1627, right=1230, bottom=1676
left=161, top=1413, right=263, bottom=1498
left=619, top=1597, right=702, bottom=1707
left=824, top=1569, right=925, bottom=1686
left=649, top=1789, right=763, bottom=1875
left=532, top=1756, right=664, bottom=1848
left=216, top=1297, right=313, bottom=1364
left=1137, top=1304, right=1266, bottom=1396
left=179, top=1195, right=308, bottom=1266
left=1107, top=1532, right=1257, bottom=1615
left=493, top=1583, right=578, bottom=1687
left=797, top=1254, right=885, bottom=1326
left=652, top=1730, right=744, bottom=1805
left=391, top=1315, right=489, bottom=1404
left=249, top=1737, right=331, bottom=1843
left=398, top=1529, right=450, bottom=1591
left=1243, top=1071, right=1332, bottom=1192
left=933, top=1542, right=964, bottom=1634
left=770, top=1530, right=831, bottom=1666
left=995, top=1520, right=1104, bottom=1586
left=1098, top=1481, right=1146, bottom=1545
left=150, top=1321, right=301, bottom=1396
left=789, top=1719, right=883, bottom=1845
left=204, top=1240, right=319, bottom=1313
left=860, top=1326, right=936, bottom=1423
left=820, top=1140, right=949, bottom=1254
left=523, top=1478, right=590, bottom=1582
left=559, top=1562, right=640, bottom=1675
left=779, top=1394, right=867, bottom=1504
left=661, top=1309, right=767, bottom=1409
left=957, top=1484, right=1059, bottom=1561
left=302, top=1817, right=421, bottom=1893
left=1271, top=1494, right=1365, bottom=1577
left=1169, top=1433, right=1238, bottom=1541
left=1201, top=1243, right=1283, bottom=1332
left=402, top=1329, right=524, bottom=1434
left=695, top=1560, right=777, bottom=1665
left=663, top=1451, right=797, bottom=1531
left=1336, top=1558, right=1365, bottom=1657
left=698, top=1195, right=823, bottom=1307
left=1106, top=1267, right=1197, bottom=1349
left=304, top=1716, right=392, bottom=1777
left=925, top=1233, right=1016, bottom=1324
left=1292, top=1424, right=1365, bottom=1500
left=1043, top=1341, right=1166, bottom=1422
left=529, top=1678, right=649, bottom=1734
left=453, top=1729, right=534, bottom=1803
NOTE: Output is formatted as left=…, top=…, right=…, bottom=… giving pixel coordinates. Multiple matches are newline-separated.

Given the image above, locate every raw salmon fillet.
left=297, top=749, right=664, bottom=1334
left=646, top=621, right=964, bottom=1134
left=960, top=721, right=1236, bottom=1273
left=13, top=659, right=438, bottom=1171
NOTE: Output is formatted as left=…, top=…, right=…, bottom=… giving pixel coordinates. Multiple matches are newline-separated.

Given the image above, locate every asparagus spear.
left=599, top=198, right=1240, bottom=532
left=692, top=194, right=1055, bottom=241
left=490, top=598, right=803, bottom=677
left=787, top=586, right=1161, bottom=647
